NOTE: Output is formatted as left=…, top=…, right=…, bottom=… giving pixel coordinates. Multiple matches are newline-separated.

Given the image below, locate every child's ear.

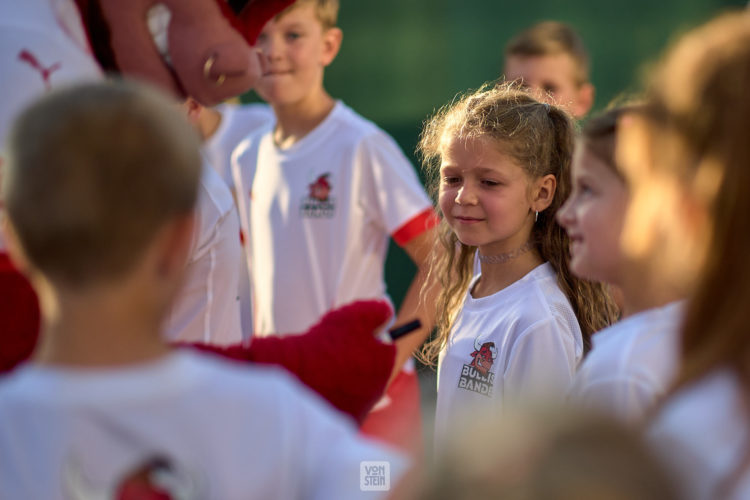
left=182, top=97, right=203, bottom=128
left=321, top=27, right=343, bottom=67
left=573, top=83, right=595, bottom=118
left=532, top=174, right=557, bottom=212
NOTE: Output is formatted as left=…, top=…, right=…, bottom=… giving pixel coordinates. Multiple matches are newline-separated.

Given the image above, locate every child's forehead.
left=504, top=52, right=579, bottom=81
left=439, top=134, right=523, bottom=170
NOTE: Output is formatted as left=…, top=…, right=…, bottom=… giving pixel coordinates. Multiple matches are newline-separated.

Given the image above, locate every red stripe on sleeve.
left=392, top=209, right=439, bottom=246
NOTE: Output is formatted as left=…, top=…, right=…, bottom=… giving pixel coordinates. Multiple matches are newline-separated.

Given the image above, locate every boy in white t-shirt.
left=0, top=81, right=407, bottom=499
left=232, top=0, right=438, bottom=452
left=558, top=107, right=684, bottom=423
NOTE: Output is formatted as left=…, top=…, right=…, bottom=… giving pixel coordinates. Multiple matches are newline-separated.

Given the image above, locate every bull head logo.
left=470, top=338, right=497, bottom=376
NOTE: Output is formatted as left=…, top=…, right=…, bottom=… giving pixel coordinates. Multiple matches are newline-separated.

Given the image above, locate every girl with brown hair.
left=560, top=106, right=685, bottom=424
left=613, top=11, right=750, bottom=499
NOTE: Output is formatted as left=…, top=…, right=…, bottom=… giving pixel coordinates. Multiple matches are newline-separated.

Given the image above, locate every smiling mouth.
left=263, top=70, right=292, bottom=77
left=568, top=236, right=585, bottom=250
left=454, top=216, right=484, bottom=223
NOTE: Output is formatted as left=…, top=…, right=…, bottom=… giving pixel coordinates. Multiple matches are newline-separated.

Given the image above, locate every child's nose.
left=455, top=185, right=477, bottom=205
left=556, top=199, right=574, bottom=227
left=256, top=37, right=280, bottom=63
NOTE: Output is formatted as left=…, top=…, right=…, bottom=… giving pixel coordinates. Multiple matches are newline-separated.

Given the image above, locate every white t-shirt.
left=0, top=350, right=407, bottom=499
left=568, top=301, right=683, bottom=423
left=648, top=370, right=750, bottom=500
left=203, top=102, right=274, bottom=188
left=0, top=0, right=102, bottom=251
left=163, top=161, right=243, bottom=345
left=232, top=101, right=434, bottom=335
left=434, top=263, right=583, bottom=447
left=202, top=102, right=273, bottom=339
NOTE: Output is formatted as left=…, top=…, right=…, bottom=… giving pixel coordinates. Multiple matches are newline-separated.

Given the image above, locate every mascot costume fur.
left=0, top=0, right=398, bottom=425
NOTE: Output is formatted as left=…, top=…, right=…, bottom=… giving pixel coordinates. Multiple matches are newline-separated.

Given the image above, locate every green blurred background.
left=245, top=0, right=746, bottom=310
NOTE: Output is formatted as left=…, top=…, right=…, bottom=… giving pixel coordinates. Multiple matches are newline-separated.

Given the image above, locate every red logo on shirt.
left=470, top=339, right=497, bottom=376
left=64, top=454, right=201, bottom=499
left=301, top=172, right=335, bottom=218
left=457, top=337, right=497, bottom=397
left=308, top=173, right=331, bottom=202
left=18, top=49, right=62, bottom=92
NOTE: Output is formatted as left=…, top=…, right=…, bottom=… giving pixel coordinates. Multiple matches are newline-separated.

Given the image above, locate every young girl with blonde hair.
left=418, top=83, right=617, bottom=444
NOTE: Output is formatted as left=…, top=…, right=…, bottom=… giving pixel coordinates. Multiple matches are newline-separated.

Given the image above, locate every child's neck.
left=32, top=282, right=170, bottom=367
left=271, top=90, right=336, bottom=149
left=617, top=271, right=684, bottom=317
left=472, top=250, right=544, bottom=298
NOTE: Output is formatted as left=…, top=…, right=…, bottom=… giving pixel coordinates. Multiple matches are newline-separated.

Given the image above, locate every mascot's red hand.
left=188, top=300, right=396, bottom=424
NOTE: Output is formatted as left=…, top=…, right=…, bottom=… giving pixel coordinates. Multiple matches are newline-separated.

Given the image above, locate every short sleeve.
left=354, top=132, right=434, bottom=241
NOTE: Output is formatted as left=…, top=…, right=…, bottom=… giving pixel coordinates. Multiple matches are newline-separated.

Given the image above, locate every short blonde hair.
left=505, top=21, right=590, bottom=85
left=4, top=81, right=201, bottom=288
left=278, top=0, right=339, bottom=30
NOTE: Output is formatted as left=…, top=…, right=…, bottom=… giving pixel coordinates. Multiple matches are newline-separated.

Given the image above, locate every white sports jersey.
left=568, top=301, right=683, bottom=423
left=232, top=101, right=434, bottom=334
left=163, top=161, right=243, bottom=345
left=0, top=351, right=407, bottom=499
left=203, top=102, right=274, bottom=188
left=648, top=370, right=750, bottom=500
left=0, top=0, right=102, bottom=251
left=434, top=263, right=583, bottom=449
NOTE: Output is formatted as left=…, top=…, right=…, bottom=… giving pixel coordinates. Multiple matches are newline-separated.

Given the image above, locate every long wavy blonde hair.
left=417, top=82, right=618, bottom=365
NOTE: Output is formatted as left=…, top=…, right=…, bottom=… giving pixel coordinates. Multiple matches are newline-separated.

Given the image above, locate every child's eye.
left=442, top=176, right=461, bottom=185
left=286, top=31, right=302, bottom=41
left=578, top=183, right=594, bottom=195
left=481, top=179, right=501, bottom=187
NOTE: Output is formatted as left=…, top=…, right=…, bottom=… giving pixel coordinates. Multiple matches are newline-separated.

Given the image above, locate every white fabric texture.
left=0, top=351, right=407, bottom=499
left=201, top=102, right=274, bottom=339
left=648, top=370, right=750, bottom=500
left=568, top=301, right=684, bottom=423
left=232, top=101, right=433, bottom=335
left=163, top=161, right=242, bottom=345
left=203, top=102, right=274, bottom=188
left=0, top=0, right=102, bottom=251
left=434, top=262, right=583, bottom=449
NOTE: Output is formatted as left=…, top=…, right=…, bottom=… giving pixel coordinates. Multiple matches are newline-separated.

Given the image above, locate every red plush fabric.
left=238, top=0, right=296, bottom=44
left=0, top=253, right=40, bottom=374
left=361, top=369, right=423, bottom=456
left=188, top=300, right=396, bottom=424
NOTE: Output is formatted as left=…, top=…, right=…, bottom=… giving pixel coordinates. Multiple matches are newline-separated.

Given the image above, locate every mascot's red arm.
left=187, top=300, right=397, bottom=424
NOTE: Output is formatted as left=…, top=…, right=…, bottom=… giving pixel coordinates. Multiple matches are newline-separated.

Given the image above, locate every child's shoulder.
left=327, top=101, right=397, bottom=145
left=514, top=262, right=581, bottom=335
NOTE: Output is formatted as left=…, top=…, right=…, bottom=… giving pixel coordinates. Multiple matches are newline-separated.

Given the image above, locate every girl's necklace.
left=477, top=241, right=532, bottom=264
